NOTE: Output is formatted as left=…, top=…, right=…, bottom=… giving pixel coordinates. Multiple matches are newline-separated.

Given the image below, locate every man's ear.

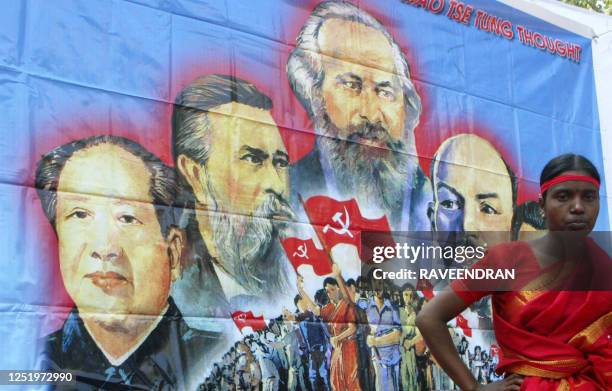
left=167, top=226, right=185, bottom=282
left=177, top=154, right=211, bottom=206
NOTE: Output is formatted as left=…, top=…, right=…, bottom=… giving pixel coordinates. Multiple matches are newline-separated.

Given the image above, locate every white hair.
left=287, top=0, right=422, bottom=153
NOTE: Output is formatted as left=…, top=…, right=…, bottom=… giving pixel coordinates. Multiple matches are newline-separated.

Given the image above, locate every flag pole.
left=298, top=194, right=359, bottom=306
left=297, top=193, right=335, bottom=272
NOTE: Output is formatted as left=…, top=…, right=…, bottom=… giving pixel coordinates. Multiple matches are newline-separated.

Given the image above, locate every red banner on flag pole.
left=455, top=314, right=473, bottom=337
left=231, top=311, right=267, bottom=333
left=281, top=237, right=333, bottom=276
left=301, top=195, right=395, bottom=263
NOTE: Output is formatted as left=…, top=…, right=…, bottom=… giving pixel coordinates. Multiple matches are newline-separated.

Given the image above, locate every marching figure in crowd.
left=171, top=74, right=296, bottom=321
left=351, top=278, right=377, bottom=390
left=36, top=135, right=224, bottom=389
left=276, top=314, right=308, bottom=391
left=418, top=153, right=612, bottom=390
left=232, top=342, right=256, bottom=390
left=287, top=0, right=431, bottom=230
left=365, top=274, right=402, bottom=390
left=297, top=268, right=362, bottom=391
left=399, top=285, right=421, bottom=391
left=470, top=346, right=487, bottom=384
left=253, top=340, right=280, bottom=391
left=458, top=337, right=471, bottom=368
left=284, top=294, right=331, bottom=391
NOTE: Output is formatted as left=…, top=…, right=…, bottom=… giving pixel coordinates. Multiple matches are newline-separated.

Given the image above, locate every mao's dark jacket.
left=41, top=298, right=225, bottom=390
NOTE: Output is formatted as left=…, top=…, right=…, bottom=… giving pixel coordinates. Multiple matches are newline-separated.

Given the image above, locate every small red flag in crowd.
left=281, top=237, right=333, bottom=276
left=416, top=278, right=435, bottom=300
left=417, top=278, right=472, bottom=337
left=231, top=311, right=267, bottom=333
left=455, top=314, right=473, bottom=337
left=490, top=344, right=500, bottom=358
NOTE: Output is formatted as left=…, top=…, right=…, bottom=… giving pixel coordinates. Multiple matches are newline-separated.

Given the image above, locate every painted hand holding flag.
left=302, top=195, right=395, bottom=263
left=231, top=310, right=267, bottom=334
left=281, top=237, right=333, bottom=276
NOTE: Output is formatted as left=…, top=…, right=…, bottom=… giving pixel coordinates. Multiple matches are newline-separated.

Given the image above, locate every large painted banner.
left=0, top=0, right=608, bottom=390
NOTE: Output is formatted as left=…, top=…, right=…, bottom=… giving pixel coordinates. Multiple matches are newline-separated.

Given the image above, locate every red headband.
left=540, top=175, right=600, bottom=195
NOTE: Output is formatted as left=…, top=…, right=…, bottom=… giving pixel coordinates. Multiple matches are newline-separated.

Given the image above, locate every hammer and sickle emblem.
left=293, top=244, right=309, bottom=259
left=322, top=207, right=353, bottom=237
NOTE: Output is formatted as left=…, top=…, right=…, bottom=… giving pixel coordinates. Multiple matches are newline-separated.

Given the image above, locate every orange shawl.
left=452, top=240, right=612, bottom=390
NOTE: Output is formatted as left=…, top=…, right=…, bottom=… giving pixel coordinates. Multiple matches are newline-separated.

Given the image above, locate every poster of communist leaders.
left=0, top=0, right=609, bottom=390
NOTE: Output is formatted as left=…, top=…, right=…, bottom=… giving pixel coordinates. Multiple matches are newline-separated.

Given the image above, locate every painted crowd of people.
left=199, top=270, right=470, bottom=391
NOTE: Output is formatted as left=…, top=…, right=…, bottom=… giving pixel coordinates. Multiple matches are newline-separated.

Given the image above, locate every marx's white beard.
left=210, top=193, right=294, bottom=295
left=315, top=111, right=417, bottom=215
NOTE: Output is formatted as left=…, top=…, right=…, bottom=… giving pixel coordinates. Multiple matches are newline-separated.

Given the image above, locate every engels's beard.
left=315, top=110, right=414, bottom=214
left=211, top=193, right=295, bottom=295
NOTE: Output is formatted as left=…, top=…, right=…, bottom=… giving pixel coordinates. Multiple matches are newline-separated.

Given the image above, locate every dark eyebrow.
left=476, top=192, right=499, bottom=200
left=273, top=150, right=289, bottom=160
left=240, top=146, right=269, bottom=160
left=552, top=185, right=596, bottom=193
left=375, top=81, right=393, bottom=89
left=336, top=72, right=362, bottom=83
left=438, top=182, right=465, bottom=204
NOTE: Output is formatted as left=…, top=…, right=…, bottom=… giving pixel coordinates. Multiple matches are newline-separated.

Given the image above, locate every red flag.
left=455, top=314, right=473, bottom=337
left=417, top=278, right=472, bottom=337
left=416, top=278, right=435, bottom=300
left=302, top=195, right=395, bottom=263
left=490, top=344, right=500, bottom=358
left=231, top=311, right=266, bottom=333
left=281, top=237, right=333, bottom=276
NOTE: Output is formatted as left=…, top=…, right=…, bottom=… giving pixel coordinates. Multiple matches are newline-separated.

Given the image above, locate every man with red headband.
left=416, top=153, right=612, bottom=391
